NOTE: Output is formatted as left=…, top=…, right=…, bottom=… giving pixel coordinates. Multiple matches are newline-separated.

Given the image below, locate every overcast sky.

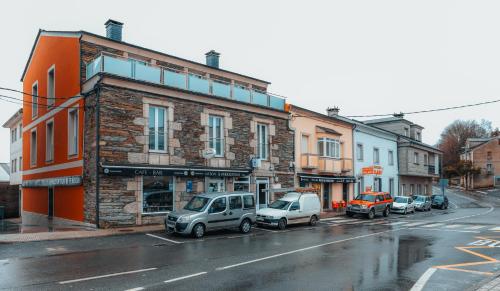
left=1, top=0, right=499, bottom=162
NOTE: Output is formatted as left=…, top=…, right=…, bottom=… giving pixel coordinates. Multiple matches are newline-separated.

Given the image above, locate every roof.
left=364, top=116, right=423, bottom=129
left=465, top=137, right=499, bottom=152
left=0, top=163, right=10, bottom=182
left=289, top=105, right=354, bottom=129
left=21, top=30, right=271, bottom=85
left=2, top=108, right=23, bottom=128
left=197, top=192, right=252, bottom=199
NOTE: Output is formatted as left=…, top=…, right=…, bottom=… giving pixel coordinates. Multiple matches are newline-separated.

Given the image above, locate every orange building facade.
left=21, top=32, right=85, bottom=223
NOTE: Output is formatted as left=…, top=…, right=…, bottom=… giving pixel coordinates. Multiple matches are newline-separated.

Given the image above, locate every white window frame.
left=404, top=127, right=409, bottom=136
left=47, top=65, right=56, bottom=109
left=373, top=147, right=380, bottom=164
left=257, top=123, right=269, bottom=160
left=388, top=150, right=394, bottom=166
left=149, top=106, right=168, bottom=153
left=318, top=137, right=340, bottom=159
left=32, top=81, right=38, bottom=119
left=68, top=107, right=79, bottom=157
left=414, top=152, right=419, bottom=164
left=208, top=115, right=224, bottom=157
left=19, top=157, right=22, bottom=172
left=30, top=128, right=37, bottom=167
left=356, top=143, right=364, bottom=161
left=416, top=131, right=421, bottom=141
left=46, top=119, right=54, bottom=162
left=301, top=134, right=309, bottom=154
left=233, top=176, right=250, bottom=192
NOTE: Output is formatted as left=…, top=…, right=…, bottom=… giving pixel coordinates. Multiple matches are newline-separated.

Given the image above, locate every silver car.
left=165, top=192, right=256, bottom=238
left=413, top=195, right=432, bottom=211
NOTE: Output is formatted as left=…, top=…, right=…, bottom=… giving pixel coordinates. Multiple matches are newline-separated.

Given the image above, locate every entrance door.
left=48, top=187, right=54, bottom=219
left=343, top=183, right=349, bottom=202
left=323, top=183, right=330, bottom=210
left=256, top=178, right=269, bottom=210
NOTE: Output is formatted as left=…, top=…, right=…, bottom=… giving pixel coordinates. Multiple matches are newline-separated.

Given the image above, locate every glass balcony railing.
left=85, top=53, right=286, bottom=111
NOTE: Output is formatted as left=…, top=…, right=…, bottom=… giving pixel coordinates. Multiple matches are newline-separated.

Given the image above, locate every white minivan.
left=256, top=192, right=321, bottom=230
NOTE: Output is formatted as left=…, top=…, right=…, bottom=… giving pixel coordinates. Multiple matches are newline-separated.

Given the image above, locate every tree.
left=437, top=119, right=493, bottom=169
left=455, top=160, right=481, bottom=190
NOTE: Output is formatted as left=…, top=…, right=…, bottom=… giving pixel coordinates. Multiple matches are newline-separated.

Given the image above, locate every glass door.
left=256, top=177, right=269, bottom=210
left=323, top=183, right=330, bottom=210
left=48, top=187, right=54, bottom=218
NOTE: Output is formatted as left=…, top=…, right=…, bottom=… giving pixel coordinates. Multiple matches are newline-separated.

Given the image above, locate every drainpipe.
left=95, top=86, right=101, bottom=229
left=351, top=123, right=357, bottom=202
left=287, top=111, right=296, bottom=188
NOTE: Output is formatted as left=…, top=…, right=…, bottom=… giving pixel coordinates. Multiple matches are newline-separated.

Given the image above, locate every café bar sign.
left=102, top=165, right=250, bottom=178
left=362, top=165, right=383, bottom=175
left=299, top=174, right=356, bottom=184
left=22, top=176, right=83, bottom=188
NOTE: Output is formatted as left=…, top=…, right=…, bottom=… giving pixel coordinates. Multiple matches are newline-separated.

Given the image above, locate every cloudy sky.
left=1, top=0, right=499, bottom=162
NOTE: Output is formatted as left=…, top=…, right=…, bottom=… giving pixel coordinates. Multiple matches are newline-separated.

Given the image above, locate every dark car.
left=431, top=195, right=448, bottom=210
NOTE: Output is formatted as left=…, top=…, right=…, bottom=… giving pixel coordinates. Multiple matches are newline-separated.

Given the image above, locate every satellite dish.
left=202, top=148, right=216, bottom=159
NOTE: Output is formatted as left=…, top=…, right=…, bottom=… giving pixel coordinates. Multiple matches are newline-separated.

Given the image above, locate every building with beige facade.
left=290, top=106, right=355, bottom=211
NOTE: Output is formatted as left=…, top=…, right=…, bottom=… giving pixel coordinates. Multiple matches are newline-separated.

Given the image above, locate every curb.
left=467, top=271, right=500, bottom=291
left=0, top=224, right=164, bottom=243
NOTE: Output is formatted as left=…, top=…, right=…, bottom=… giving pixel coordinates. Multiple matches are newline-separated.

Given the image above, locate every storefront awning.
left=298, top=173, right=356, bottom=183
left=102, top=164, right=251, bottom=178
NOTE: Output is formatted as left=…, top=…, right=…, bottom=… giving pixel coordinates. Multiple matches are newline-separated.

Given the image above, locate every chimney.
left=327, top=106, right=340, bottom=117
left=105, top=19, right=123, bottom=41
left=205, top=50, right=220, bottom=68
left=393, top=112, right=404, bottom=119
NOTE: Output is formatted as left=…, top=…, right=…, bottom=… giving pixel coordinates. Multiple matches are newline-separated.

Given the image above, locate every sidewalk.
left=0, top=224, right=164, bottom=243
left=475, top=272, right=500, bottom=291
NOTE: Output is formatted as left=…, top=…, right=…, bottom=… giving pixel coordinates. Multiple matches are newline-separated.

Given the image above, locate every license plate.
left=256, top=217, right=264, bottom=221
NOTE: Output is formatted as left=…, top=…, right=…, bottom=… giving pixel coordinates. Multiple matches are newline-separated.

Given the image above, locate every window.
left=11, top=129, right=15, bottom=143
left=243, top=195, right=255, bottom=209
left=19, top=157, right=22, bottom=171
left=414, top=152, right=419, bottom=164
left=32, top=82, right=38, bottom=118
left=487, top=151, right=492, bottom=160
left=11, top=159, right=15, bottom=173
left=19, top=124, right=22, bottom=139
left=30, top=130, right=37, bottom=166
left=142, top=176, right=174, bottom=213
left=234, top=176, right=250, bottom=192
left=68, top=109, right=79, bottom=156
left=487, top=163, right=493, bottom=173
left=149, top=106, right=167, bottom=152
left=46, top=121, right=54, bottom=162
left=410, top=184, right=415, bottom=194
left=318, top=138, right=340, bottom=158
left=404, top=128, right=409, bottom=136
left=301, top=134, right=309, bottom=154
left=424, top=154, right=428, bottom=165
left=257, top=123, right=269, bottom=160
left=373, top=148, right=380, bottom=164
left=47, top=66, right=55, bottom=108
left=416, top=132, right=421, bottom=141
left=388, top=150, right=394, bottom=166
left=356, top=143, right=364, bottom=161
left=207, top=178, right=225, bottom=193
left=209, top=115, right=224, bottom=157
left=290, top=201, right=300, bottom=210
left=229, top=196, right=242, bottom=210
left=402, top=184, right=406, bottom=195
left=209, top=197, right=227, bottom=213
left=374, top=178, right=382, bottom=192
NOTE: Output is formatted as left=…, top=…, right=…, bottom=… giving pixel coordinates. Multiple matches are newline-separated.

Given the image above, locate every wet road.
left=1, top=187, right=499, bottom=291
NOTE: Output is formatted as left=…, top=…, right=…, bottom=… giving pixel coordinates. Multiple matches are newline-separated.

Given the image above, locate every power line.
left=0, top=94, right=86, bottom=109
left=0, top=86, right=81, bottom=100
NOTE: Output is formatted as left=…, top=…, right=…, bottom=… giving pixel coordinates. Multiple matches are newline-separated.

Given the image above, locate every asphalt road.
left=1, top=187, right=499, bottom=291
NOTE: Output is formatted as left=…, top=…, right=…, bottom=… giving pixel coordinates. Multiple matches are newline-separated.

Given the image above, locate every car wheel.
left=383, top=207, right=390, bottom=217
left=192, top=223, right=205, bottom=238
left=346, top=211, right=353, bottom=217
left=278, top=218, right=287, bottom=230
left=441, top=204, right=445, bottom=210
left=309, top=215, right=318, bottom=226
left=367, top=209, right=375, bottom=220
left=239, top=219, right=252, bottom=234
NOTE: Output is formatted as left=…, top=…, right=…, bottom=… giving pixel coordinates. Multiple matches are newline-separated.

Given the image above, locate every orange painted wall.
left=21, top=34, right=85, bottom=222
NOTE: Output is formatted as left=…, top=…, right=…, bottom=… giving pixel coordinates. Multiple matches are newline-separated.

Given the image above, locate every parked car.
left=431, top=195, right=449, bottom=209
left=413, top=195, right=432, bottom=211
left=256, top=192, right=320, bottom=230
left=346, top=192, right=393, bottom=219
left=391, top=196, right=415, bottom=214
left=165, top=192, right=256, bottom=238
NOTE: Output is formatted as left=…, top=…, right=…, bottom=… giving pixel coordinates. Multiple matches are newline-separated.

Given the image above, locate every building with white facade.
left=2, top=109, right=23, bottom=186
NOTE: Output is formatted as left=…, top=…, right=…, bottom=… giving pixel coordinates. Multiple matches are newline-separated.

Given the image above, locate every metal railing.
left=85, top=52, right=286, bottom=111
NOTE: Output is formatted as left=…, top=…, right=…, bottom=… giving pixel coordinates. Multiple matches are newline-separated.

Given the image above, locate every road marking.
left=465, top=225, right=486, bottom=230
left=444, top=224, right=464, bottom=229
left=489, top=227, right=500, bottom=231
left=468, top=239, right=493, bottom=246
left=344, top=220, right=374, bottom=225
left=409, top=267, right=437, bottom=291
left=215, top=229, right=395, bottom=271
left=421, top=223, right=445, bottom=228
left=59, top=268, right=157, bottom=284
left=146, top=233, right=183, bottom=244
left=164, top=272, right=207, bottom=283
left=409, top=227, right=480, bottom=233
left=125, top=288, right=145, bottom=291
left=320, top=217, right=345, bottom=221
left=328, top=219, right=358, bottom=224
left=404, top=222, right=428, bottom=227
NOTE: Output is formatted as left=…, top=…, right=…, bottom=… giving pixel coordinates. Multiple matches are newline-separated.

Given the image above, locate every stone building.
left=364, top=114, right=442, bottom=196
left=21, top=20, right=293, bottom=228
left=461, top=137, right=500, bottom=189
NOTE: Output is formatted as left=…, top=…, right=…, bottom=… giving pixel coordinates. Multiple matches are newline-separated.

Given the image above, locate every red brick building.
left=461, top=137, right=500, bottom=189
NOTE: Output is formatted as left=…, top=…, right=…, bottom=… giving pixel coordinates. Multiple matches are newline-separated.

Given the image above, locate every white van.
left=256, top=192, right=321, bottom=230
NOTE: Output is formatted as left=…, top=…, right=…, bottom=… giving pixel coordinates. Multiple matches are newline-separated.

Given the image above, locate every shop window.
left=149, top=106, right=167, bottom=152
left=207, top=177, right=225, bottom=192
left=318, top=138, right=340, bottom=158
left=209, top=115, right=224, bottom=157
left=142, top=176, right=174, bottom=213
left=234, top=176, right=250, bottom=192
left=257, top=123, right=269, bottom=160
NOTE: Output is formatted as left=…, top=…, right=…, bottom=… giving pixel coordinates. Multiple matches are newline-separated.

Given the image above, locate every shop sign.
left=362, top=165, right=383, bottom=175
left=299, top=175, right=356, bottom=183
left=190, top=170, right=249, bottom=177
left=102, top=166, right=251, bottom=178
left=22, top=176, right=82, bottom=188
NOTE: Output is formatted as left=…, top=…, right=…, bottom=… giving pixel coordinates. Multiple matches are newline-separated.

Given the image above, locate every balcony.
left=85, top=53, right=286, bottom=111
left=300, top=154, right=352, bottom=173
left=428, top=165, right=436, bottom=175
